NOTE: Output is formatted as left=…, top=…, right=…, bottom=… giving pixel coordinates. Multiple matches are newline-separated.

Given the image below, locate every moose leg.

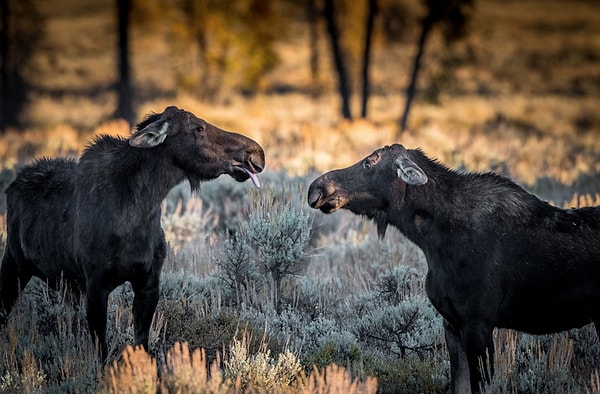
left=85, top=279, right=110, bottom=362
left=0, top=251, right=32, bottom=324
left=462, top=322, right=494, bottom=393
left=131, top=272, right=160, bottom=352
left=444, top=319, right=472, bottom=394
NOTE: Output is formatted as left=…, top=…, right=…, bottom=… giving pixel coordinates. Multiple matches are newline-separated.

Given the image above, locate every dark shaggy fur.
left=308, top=143, right=600, bottom=393
left=1, top=106, right=264, bottom=361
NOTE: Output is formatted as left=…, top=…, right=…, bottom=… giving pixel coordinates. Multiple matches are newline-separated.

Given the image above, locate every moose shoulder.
left=307, top=143, right=600, bottom=393
left=1, top=106, right=265, bottom=361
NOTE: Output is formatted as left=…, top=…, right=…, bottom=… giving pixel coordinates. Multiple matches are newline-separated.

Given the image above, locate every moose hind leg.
left=0, top=251, right=32, bottom=324
left=132, top=274, right=160, bottom=352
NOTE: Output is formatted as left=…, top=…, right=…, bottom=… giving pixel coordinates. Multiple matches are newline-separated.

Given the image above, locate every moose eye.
left=196, top=124, right=206, bottom=134
left=363, top=159, right=375, bottom=169
left=363, top=155, right=379, bottom=169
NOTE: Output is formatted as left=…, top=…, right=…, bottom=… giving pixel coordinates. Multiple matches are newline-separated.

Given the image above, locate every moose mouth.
left=231, top=161, right=263, bottom=188
left=240, top=167, right=261, bottom=188
left=308, top=192, right=345, bottom=213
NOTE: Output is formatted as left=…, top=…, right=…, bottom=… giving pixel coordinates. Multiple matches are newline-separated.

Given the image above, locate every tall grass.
left=101, top=339, right=377, bottom=394
left=1, top=170, right=599, bottom=391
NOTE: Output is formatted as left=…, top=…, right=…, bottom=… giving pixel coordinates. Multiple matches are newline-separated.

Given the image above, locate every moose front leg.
left=86, top=279, right=111, bottom=362
left=131, top=271, right=161, bottom=352
left=463, top=322, right=494, bottom=393
left=444, top=319, right=472, bottom=394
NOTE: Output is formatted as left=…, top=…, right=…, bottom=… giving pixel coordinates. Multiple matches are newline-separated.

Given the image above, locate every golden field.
left=0, top=0, right=598, bottom=190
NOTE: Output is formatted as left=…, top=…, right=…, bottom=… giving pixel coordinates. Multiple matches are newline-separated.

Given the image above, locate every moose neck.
left=123, top=146, right=188, bottom=215
left=390, top=150, right=545, bottom=259
left=77, top=136, right=187, bottom=219
left=391, top=176, right=452, bottom=252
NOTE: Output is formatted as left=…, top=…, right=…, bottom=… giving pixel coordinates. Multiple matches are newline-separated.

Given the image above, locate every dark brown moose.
left=308, top=143, right=600, bottom=393
left=0, top=106, right=265, bottom=361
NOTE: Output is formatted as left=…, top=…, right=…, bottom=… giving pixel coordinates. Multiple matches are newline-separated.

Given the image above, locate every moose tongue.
left=243, top=168, right=261, bottom=188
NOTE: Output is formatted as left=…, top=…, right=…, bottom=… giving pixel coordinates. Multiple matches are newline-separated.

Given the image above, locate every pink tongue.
left=243, top=168, right=261, bottom=188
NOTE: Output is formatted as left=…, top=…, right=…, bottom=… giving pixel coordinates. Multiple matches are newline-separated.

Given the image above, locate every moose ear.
left=394, top=157, right=428, bottom=185
left=129, top=121, right=170, bottom=148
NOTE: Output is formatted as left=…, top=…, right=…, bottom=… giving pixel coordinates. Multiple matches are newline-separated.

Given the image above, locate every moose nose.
left=308, top=192, right=321, bottom=208
left=248, top=156, right=264, bottom=173
left=241, top=143, right=265, bottom=174
left=307, top=185, right=323, bottom=208
left=308, top=193, right=321, bottom=208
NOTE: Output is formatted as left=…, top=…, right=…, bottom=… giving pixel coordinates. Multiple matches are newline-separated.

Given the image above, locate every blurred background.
left=1, top=1, right=600, bottom=392
left=0, top=0, right=598, bottom=196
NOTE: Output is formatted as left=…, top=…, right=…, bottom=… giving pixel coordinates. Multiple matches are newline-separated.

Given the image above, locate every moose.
left=308, top=143, right=600, bottom=393
left=0, top=106, right=265, bottom=361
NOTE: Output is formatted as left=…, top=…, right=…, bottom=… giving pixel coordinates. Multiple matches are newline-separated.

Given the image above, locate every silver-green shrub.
left=355, top=299, right=442, bottom=357
left=217, top=231, right=261, bottom=307
left=0, top=278, right=99, bottom=393
left=483, top=328, right=600, bottom=393
left=241, top=184, right=313, bottom=313
left=352, top=266, right=443, bottom=359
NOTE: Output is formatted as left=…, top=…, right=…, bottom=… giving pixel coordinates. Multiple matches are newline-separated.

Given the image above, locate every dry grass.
left=296, top=364, right=378, bottom=394
left=101, top=340, right=377, bottom=394
left=0, top=349, right=46, bottom=394
left=161, top=343, right=227, bottom=393
left=588, top=371, right=600, bottom=394
left=563, top=193, right=600, bottom=209
left=102, top=345, right=158, bottom=394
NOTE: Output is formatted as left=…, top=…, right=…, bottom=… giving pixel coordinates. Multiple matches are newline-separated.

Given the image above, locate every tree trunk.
left=1, top=0, right=39, bottom=131
left=307, top=0, right=320, bottom=96
left=360, top=0, right=377, bottom=118
left=115, top=0, right=134, bottom=126
left=323, top=0, right=352, bottom=120
left=0, top=0, right=9, bottom=131
left=398, top=16, right=433, bottom=135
